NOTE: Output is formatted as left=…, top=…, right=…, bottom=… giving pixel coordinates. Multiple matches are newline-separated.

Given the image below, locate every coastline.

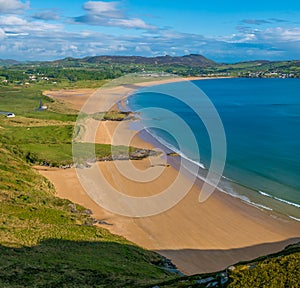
left=125, top=77, right=300, bottom=220
left=39, top=76, right=300, bottom=274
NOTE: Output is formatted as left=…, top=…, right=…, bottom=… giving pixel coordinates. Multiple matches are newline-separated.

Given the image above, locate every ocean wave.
left=259, top=191, right=300, bottom=208
left=181, top=162, right=274, bottom=211
left=258, top=190, right=270, bottom=197
left=247, top=201, right=273, bottom=211
left=288, top=215, right=300, bottom=222
left=216, top=188, right=273, bottom=211
left=144, top=127, right=206, bottom=170
left=144, top=128, right=280, bottom=213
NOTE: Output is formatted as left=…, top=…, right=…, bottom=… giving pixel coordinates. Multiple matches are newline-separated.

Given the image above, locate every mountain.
left=0, top=59, right=20, bottom=66
left=54, top=54, right=217, bottom=67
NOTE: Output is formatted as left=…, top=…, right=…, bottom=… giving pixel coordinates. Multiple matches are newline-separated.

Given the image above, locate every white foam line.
left=247, top=201, right=273, bottom=211
left=144, top=127, right=206, bottom=169
left=288, top=215, right=300, bottom=222
left=274, top=196, right=300, bottom=208
left=132, top=108, right=300, bottom=214
left=259, top=190, right=300, bottom=208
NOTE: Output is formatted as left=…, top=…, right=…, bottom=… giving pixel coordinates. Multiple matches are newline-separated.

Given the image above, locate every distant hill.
left=1, top=55, right=299, bottom=78
left=2, top=55, right=300, bottom=69
left=53, top=54, right=217, bottom=67
left=0, top=59, right=20, bottom=66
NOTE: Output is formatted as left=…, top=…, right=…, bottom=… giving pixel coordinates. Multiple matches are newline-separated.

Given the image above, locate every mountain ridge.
left=1, top=54, right=300, bottom=68
left=53, top=54, right=217, bottom=67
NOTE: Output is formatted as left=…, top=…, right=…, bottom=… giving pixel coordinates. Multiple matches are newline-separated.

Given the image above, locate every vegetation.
left=0, top=123, right=137, bottom=167
left=1, top=58, right=299, bottom=286
left=147, top=243, right=300, bottom=287
left=92, top=111, right=136, bottom=121
left=227, top=243, right=300, bottom=288
left=0, top=55, right=299, bottom=88
left=0, top=82, right=175, bottom=287
left=0, top=144, right=173, bottom=287
left=0, top=85, right=76, bottom=121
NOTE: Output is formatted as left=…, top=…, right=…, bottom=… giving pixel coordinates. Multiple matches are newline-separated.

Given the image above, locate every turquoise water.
left=127, top=78, right=300, bottom=219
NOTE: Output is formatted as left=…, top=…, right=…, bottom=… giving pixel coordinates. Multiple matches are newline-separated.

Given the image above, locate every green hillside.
left=0, top=83, right=175, bottom=287
left=148, top=243, right=300, bottom=287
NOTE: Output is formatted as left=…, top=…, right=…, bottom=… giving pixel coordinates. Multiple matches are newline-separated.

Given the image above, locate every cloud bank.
left=72, top=1, right=155, bottom=29
left=0, top=0, right=29, bottom=14
left=0, top=1, right=299, bottom=62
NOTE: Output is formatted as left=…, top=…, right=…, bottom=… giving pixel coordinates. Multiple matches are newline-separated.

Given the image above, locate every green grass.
left=0, top=83, right=175, bottom=287
left=0, top=145, right=173, bottom=287
left=0, top=240, right=171, bottom=288
left=92, top=111, right=135, bottom=121
left=0, top=86, right=76, bottom=121
left=54, top=79, right=108, bottom=88
left=0, top=123, right=136, bottom=166
left=227, top=243, right=300, bottom=288
left=0, top=124, right=73, bottom=165
left=1, top=125, right=74, bottom=144
left=147, top=243, right=300, bottom=288
left=17, top=143, right=134, bottom=166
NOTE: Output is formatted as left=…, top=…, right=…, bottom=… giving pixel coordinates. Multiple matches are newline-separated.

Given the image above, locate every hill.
left=42, top=54, right=217, bottom=69
left=0, top=59, right=20, bottom=66
left=0, top=84, right=176, bottom=287
left=78, top=54, right=217, bottom=67
left=2, top=54, right=300, bottom=79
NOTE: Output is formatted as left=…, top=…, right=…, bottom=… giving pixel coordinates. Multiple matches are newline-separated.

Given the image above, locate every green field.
left=0, top=123, right=135, bottom=166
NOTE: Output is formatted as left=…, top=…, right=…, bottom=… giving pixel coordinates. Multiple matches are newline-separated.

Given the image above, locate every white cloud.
left=135, top=45, right=152, bottom=53
left=109, top=18, right=155, bottom=29
left=0, top=28, right=6, bottom=40
left=0, top=0, right=29, bottom=14
left=0, top=11, right=300, bottom=63
left=73, top=0, right=156, bottom=30
left=83, top=1, right=121, bottom=18
left=263, top=27, right=300, bottom=41
left=0, top=15, right=63, bottom=34
left=0, top=15, right=27, bottom=26
left=227, top=26, right=300, bottom=45
left=32, top=11, right=60, bottom=21
left=242, top=19, right=270, bottom=25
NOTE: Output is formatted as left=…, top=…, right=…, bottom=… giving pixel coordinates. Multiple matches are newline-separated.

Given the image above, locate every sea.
left=126, top=78, right=300, bottom=220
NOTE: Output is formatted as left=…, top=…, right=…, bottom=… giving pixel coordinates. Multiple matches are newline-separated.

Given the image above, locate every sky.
left=0, top=0, right=300, bottom=62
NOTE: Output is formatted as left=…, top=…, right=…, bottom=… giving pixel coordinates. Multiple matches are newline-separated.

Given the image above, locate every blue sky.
left=0, top=0, right=300, bottom=62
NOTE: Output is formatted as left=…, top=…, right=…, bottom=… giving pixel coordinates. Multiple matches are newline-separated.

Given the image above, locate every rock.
left=167, top=152, right=179, bottom=157
left=93, top=219, right=113, bottom=226
left=84, top=163, right=91, bottom=168
left=82, top=209, right=93, bottom=215
left=59, top=164, right=73, bottom=169
left=68, top=203, right=77, bottom=213
left=228, top=265, right=236, bottom=271
left=75, top=163, right=85, bottom=169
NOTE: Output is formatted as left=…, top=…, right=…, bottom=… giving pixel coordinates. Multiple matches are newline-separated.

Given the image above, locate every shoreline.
left=123, top=78, right=300, bottom=221
left=39, top=76, right=300, bottom=274
left=135, top=127, right=289, bottom=218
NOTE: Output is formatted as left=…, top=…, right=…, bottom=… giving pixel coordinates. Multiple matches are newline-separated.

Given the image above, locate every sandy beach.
left=38, top=77, right=300, bottom=275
